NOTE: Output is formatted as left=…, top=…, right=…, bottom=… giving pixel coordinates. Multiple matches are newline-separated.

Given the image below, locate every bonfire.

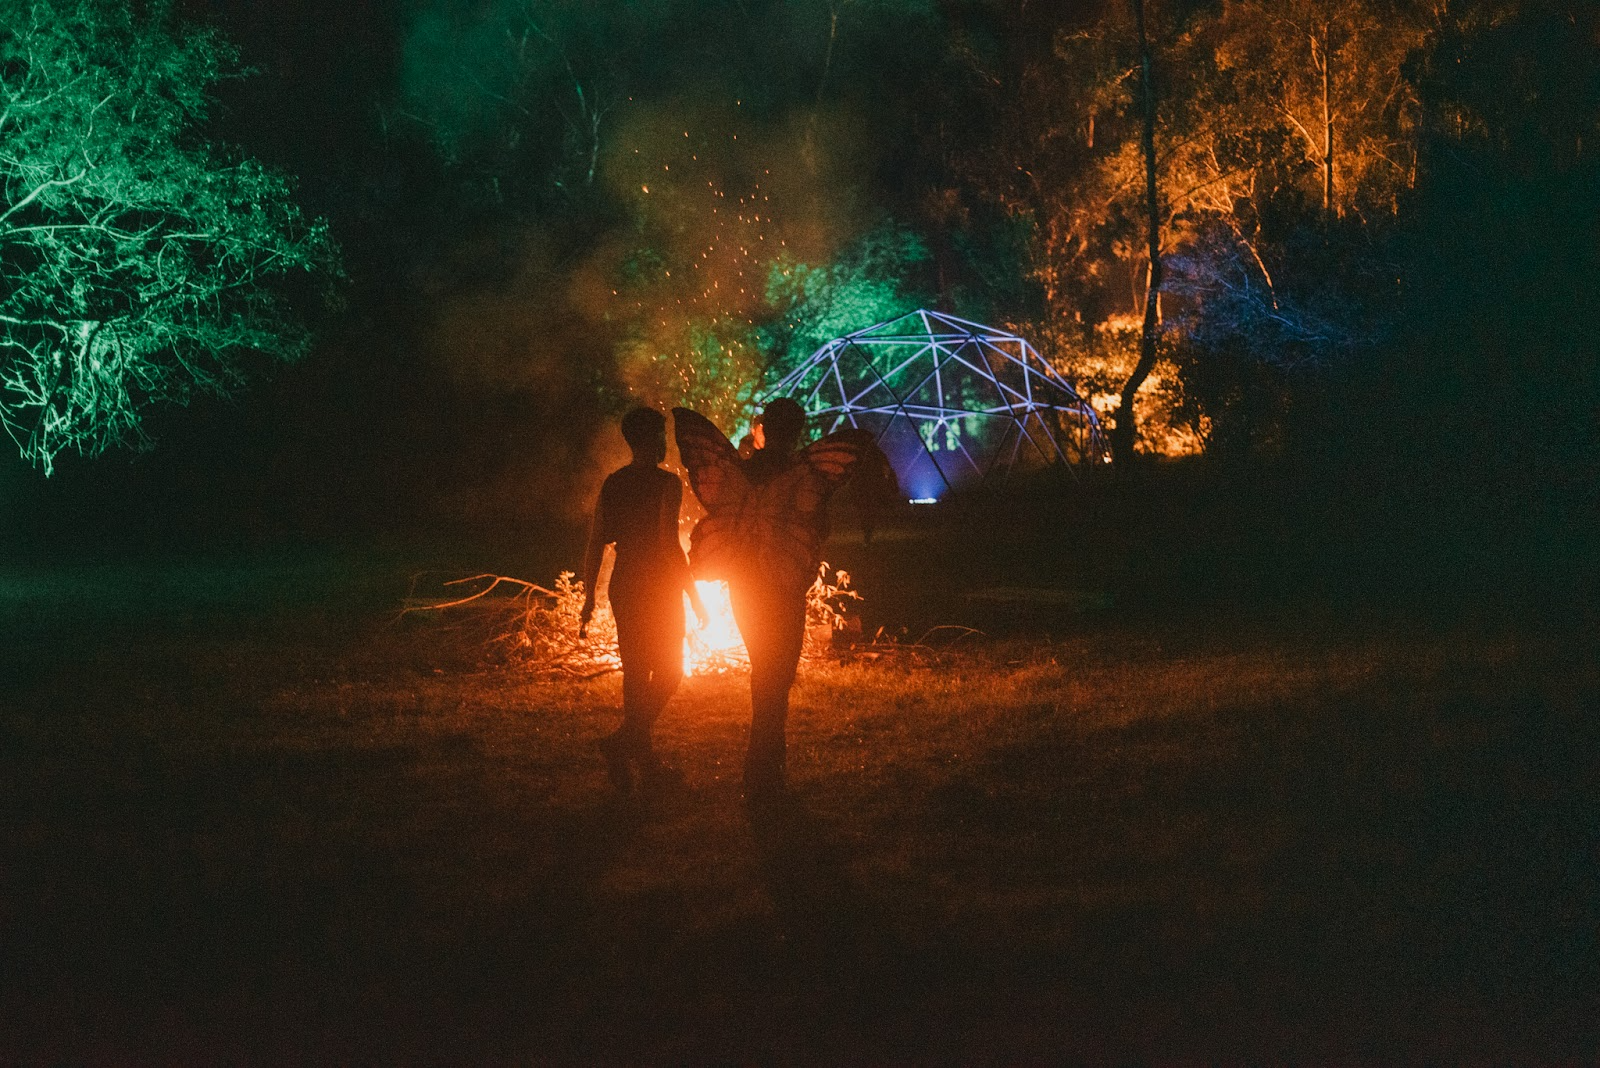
left=406, top=563, right=862, bottom=678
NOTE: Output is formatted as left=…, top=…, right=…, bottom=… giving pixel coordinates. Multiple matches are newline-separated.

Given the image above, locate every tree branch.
left=0, top=169, right=88, bottom=227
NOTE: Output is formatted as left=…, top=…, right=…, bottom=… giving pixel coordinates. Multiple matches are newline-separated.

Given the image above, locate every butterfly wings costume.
left=672, top=407, right=886, bottom=597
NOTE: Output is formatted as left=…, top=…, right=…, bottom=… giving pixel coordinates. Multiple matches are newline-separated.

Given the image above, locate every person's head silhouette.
left=620, top=406, right=667, bottom=466
left=759, top=398, right=806, bottom=454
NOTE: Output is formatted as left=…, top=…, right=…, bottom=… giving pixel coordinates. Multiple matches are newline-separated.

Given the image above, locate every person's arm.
left=662, top=475, right=707, bottom=627
left=579, top=487, right=609, bottom=638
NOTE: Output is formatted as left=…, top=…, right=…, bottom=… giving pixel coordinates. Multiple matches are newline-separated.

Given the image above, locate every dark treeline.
left=3, top=0, right=1595, bottom=593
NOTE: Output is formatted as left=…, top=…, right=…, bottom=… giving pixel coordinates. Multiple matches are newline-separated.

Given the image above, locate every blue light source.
left=766, top=310, right=1105, bottom=497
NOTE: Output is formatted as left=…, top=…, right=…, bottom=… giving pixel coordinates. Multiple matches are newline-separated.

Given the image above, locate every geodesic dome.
left=768, top=310, right=1105, bottom=500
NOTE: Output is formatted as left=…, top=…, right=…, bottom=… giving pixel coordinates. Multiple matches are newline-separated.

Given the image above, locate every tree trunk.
left=1111, top=0, right=1163, bottom=467
left=1321, top=20, right=1334, bottom=218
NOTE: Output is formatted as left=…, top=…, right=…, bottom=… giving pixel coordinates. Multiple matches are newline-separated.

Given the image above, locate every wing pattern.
left=672, top=407, right=749, bottom=583
left=671, top=407, right=745, bottom=512
left=674, top=408, right=889, bottom=594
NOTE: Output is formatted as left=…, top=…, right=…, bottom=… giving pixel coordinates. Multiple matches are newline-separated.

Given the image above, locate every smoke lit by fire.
left=603, top=98, right=875, bottom=432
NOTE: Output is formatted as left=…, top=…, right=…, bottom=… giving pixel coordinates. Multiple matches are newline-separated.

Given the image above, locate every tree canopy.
left=0, top=0, right=339, bottom=473
left=24, top=0, right=1581, bottom=534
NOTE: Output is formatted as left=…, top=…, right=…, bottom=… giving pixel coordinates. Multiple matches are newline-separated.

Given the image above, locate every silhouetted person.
left=674, top=398, right=886, bottom=802
left=581, top=407, right=706, bottom=793
left=730, top=398, right=811, bottom=799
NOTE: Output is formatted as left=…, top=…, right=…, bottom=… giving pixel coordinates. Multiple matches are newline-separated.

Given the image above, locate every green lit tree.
left=0, top=0, right=340, bottom=473
left=762, top=222, right=933, bottom=378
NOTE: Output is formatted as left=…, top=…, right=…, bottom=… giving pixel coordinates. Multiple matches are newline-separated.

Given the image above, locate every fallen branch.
left=401, top=573, right=559, bottom=613
left=402, top=570, right=621, bottom=677
left=914, top=624, right=988, bottom=646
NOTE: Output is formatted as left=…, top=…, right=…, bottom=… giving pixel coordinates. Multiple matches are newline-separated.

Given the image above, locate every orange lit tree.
left=1210, top=0, right=1435, bottom=222
left=961, top=0, right=1437, bottom=457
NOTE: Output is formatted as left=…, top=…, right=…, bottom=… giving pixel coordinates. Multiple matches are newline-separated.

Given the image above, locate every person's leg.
left=644, top=592, right=686, bottom=724
left=645, top=650, right=684, bottom=729
left=605, top=587, right=688, bottom=789
left=611, top=603, right=653, bottom=748
left=602, top=598, right=653, bottom=791
left=634, top=596, right=686, bottom=781
left=732, top=585, right=806, bottom=796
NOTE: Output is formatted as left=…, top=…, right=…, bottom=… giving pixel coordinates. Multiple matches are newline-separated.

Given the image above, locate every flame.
left=683, top=579, right=747, bottom=675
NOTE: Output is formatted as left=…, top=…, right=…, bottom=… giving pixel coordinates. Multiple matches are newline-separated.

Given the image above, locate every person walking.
left=673, top=398, right=888, bottom=802
left=581, top=407, right=707, bottom=793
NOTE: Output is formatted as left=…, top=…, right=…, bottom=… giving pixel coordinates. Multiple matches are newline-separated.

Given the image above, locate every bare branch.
left=0, top=169, right=87, bottom=227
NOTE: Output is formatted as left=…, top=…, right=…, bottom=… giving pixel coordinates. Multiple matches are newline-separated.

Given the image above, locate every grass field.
left=2, top=520, right=1597, bottom=1062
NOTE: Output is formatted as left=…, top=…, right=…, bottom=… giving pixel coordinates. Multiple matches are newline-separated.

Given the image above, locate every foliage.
left=0, top=0, right=340, bottom=474
left=762, top=222, right=933, bottom=380
left=393, top=0, right=963, bottom=449
left=1160, top=216, right=1393, bottom=454
left=805, top=561, right=862, bottom=655
left=616, top=316, right=765, bottom=444
left=33, top=0, right=1579, bottom=531
left=1209, top=0, right=1432, bottom=219
left=1039, top=314, right=1199, bottom=457
left=954, top=0, right=1437, bottom=456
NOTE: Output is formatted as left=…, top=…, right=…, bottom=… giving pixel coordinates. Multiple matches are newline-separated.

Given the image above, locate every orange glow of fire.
left=683, top=579, right=747, bottom=675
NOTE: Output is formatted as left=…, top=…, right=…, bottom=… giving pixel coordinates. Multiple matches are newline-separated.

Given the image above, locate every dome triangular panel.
left=768, top=310, right=1105, bottom=497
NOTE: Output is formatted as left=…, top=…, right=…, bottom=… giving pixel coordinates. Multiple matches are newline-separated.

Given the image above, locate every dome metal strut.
left=768, top=309, right=1105, bottom=499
